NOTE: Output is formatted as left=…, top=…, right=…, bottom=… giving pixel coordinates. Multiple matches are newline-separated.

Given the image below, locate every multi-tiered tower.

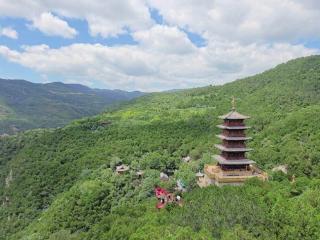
left=198, top=98, right=267, bottom=187
left=214, top=98, right=253, bottom=171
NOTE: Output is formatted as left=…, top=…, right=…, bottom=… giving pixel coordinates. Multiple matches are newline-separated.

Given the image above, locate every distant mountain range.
left=0, top=79, right=144, bottom=134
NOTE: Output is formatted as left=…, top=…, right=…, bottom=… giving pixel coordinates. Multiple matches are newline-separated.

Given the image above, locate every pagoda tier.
left=214, top=155, right=255, bottom=165
left=214, top=144, right=252, bottom=152
left=217, top=125, right=250, bottom=130
left=216, top=134, right=252, bottom=141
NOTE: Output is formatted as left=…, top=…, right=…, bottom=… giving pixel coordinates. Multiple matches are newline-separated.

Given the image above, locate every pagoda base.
left=197, top=164, right=268, bottom=187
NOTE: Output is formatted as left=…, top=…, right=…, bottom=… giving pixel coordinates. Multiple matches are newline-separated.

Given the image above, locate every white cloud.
left=0, top=1, right=319, bottom=90
left=79, top=0, right=153, bottom=37
left=0, top=27, right=18, bottom=39
left=0, top=0, right=153, bottom=38
left=31, top=12, right=77, bottom=38
left=133, top=25, right=196, bottom=54
left=148, top=0, right=320, bottom=43
left=0, top=0, right=319, bottom=41
left=0, top=39, right=317, bottom=91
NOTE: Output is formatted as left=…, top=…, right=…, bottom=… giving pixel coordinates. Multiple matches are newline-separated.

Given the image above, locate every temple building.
left=198, top=98, right=267, bottom=187
left=116, top=164, right=130, bottom=174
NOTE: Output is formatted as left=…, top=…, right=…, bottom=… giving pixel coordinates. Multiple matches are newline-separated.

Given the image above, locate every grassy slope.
left=0, top=56, right=320, bottom=239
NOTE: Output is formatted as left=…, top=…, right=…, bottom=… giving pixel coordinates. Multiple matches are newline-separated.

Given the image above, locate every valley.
left=0, top=79, right=144, bottom=134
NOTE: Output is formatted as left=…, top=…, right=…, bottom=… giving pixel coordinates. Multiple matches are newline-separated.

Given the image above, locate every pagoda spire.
left=231, top=96, right=236, bottom=111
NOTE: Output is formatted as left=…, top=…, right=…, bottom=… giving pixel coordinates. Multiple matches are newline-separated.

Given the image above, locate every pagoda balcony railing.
left=215, top=144, right=253, bottom=152
left=204, top=164, right=268, bottom=181
left=221, top=169, right=256, bottom=177
left=217, top=134, right=252, bottom=141
left=220, top=166, right=268, bottom=177
left=223, top=122, right=245, bottom=127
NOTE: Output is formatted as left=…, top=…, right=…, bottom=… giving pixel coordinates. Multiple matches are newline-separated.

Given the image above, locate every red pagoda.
left=198, top=97, right=267, bottom=187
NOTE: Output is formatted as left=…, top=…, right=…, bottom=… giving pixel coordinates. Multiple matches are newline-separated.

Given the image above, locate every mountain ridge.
left=0, top=78, right=145, bottom=134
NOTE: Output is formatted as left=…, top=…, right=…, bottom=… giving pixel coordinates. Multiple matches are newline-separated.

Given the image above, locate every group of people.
left=154, top=186, right=183, bottom=209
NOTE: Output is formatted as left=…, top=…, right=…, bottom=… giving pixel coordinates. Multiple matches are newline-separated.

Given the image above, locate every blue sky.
left=0, top=1, right=319, bottom=91
left=0, top=8, right=207, bottom=89
left=0, top=16, right=140, bottom=85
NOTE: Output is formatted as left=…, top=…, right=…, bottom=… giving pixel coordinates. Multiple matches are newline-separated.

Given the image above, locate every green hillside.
left=0, top=103, right=12, bottom=120
left=0, top=79, right=144, bottom=134
left=1, top=56, right=320, bottom=239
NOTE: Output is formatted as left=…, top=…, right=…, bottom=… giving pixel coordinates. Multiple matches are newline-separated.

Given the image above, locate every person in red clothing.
left=155, top=186, right=169, bottom=209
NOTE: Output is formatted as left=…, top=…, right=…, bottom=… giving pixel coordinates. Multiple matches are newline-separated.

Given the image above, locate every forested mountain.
left=1, top=56, right=320, bottom=239
left=0, top=79, right=144, bottom=134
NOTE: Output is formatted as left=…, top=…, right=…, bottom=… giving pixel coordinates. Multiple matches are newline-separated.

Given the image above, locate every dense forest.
left=0, top=79, right=144, bottom=134
left=1, top=55, right=320, bottom=239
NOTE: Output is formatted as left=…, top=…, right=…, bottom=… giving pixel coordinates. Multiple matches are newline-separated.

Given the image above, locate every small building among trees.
left=116, top=164, right=130, bottom=174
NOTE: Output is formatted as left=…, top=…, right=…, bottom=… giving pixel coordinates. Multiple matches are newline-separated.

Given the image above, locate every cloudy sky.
left=0, top=0, right=319, bottom=91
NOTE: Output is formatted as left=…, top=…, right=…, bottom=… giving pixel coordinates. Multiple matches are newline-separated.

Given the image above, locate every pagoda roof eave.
left=216, top=134, right=252, bottom=141
left=214, top=144, right=253, bottom=152
left=217, top=125, right=251, bottom=130
left=218, top=110, right=250, bottom=120
left=214, top=155, right=255, bottom=165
